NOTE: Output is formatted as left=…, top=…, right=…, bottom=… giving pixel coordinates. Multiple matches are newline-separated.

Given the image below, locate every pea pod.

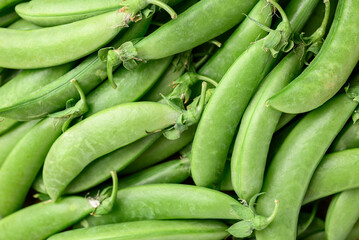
left=275, top=113, right=297, bottom=131
left=80, top=184, right=241, bottom=227
left=121, top=125, right=195, bottom=175
left=0, top=120, right=39, bottom=167
left=346, top=220, right=359, bottom=240
left=0, top=118, right=66, bottom=218
left=325, top=188, right=359, bottom=240
left=0, top=118, right=18, bottom=136
left=231, top=46, right=305, bottom=201
left=0, top=15, right=151, bottom=120
left=330, top=121, right=359, bottom=152
left=303, top=148, right=359, bottom=204
left=15, top=0, right=183, bottom=27
left=0, top=10, right=19, bottom=27
left=298, top=217, right=325, bottom=239
left=255, top=94, right=358, bottom=240
left=267, top=0, right=359, bottom=114
left=8, top=18, right=41, bottom=29
left=49, top=220, right=229, bottom=240
left=105, top=0, right=259, bottom=85
left=0, top=0, right=26, bottom=12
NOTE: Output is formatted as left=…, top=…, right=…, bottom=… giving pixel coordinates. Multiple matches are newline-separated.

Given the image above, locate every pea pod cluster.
left=1, top=0, right=359, bottom=239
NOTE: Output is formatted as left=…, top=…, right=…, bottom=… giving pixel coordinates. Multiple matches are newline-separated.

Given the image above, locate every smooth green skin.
left=191, top=38, right=274, bottom=188
left=199, top=0, right=272, bottom=81
left=0, top=196, right=93, bottom=240
left=219, top=161, right=233, bottom=191
left=118, top=158, right=190, bottom=189
left=0, top=120, right=39, bottom=167
left=8, top=18, right=41, bottom=29
left=49, top=220, right=229, bottom=240
left=81, top=184, right=241, bottom=227
left=142, top=52, right=190, bottom=101
left=0, top=10, right=134, bottom=69
left=325, top=188, right=359, bottom=240
left=44, top=102, right=181, bottom=200
left=301, top=232, right=326, bottom=240
left=0, top=118, right=65, bottom=218
left=330, top=121, right=359, bottom=152
left=85, top=57, right=172, bottom=117
left=0, top=17, right=150, bottom=120
left=231, top=47, right=305, bottom=201
left=0, top=64, right=74, bottom=109
left=15, top=0, right=183, bottom=27
left=275, top=113, right=297, bottom=132
left=303, top=148, right=359, bottom=204
left=0, top=10, right=19, bottom=27
left=0, top=118, right=18, bottom=135
left=267, top=0, right=359, bottom=114
left=346, top=220, right=359, bottom=240
left=0, top=0, right=26, bottom=12
left=133, top=0, right=257, bottom=60
left=255, top=94, right=358, bottom=240
left=298, top=217, right=325, bottom=239
left=121, top=125, right=195, bottom=175
left=65, top=133, right=162, bottom=194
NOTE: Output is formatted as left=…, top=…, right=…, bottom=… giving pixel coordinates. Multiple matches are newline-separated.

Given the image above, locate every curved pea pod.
left=198, top=0, right=272, bottom=81
left=0, top=9, right=132, bottom=69
left=8, top=18, right=41, bottom=30
left=275, top=113, right=297, bottom=131
left=80, top=184, right=241, bottom=227
left=330, top=121, right=359, bottom=152
left=325, top=188, right=359, bottom=240
left=303, top=148, right=359, bottom=204
left=142, top=52, right=191, bottom=101
left=121, top=125, right=195, bottom=175
left=255, top=94, right=358, bottom=240
left=49, top=220, right=229, bottom=240
left=0, top=118, right=18, bottom=136
left=0, top=197, right=95, bottom=240
left=267, top=0, right=359, bottom=114
left=298, top=217, right=325, bottom=239
left=118, top=158, right=191, bottom=188
left=231, top=46, right=305, bottom=201
left=346, top=220, right=359, bottom=240
left=85, top=56, right=172, bottom=117
left=15, top=0, right=184, bottom=27
left=301, top=232, right=326, bottom=240
left=65, top=133, right=162, bottom=194
left=0, top=120, right=39, bottom=167
left=0, top=16, right=151, bottom=120
left=0, top=0, right=26, bottom=12
left=43, top=100, right=200, bottom=200
left=219, top=161, right=233, bottom=191
left=0, top=10, right=19, bottom=27
left=0, top=118, right=66, bottom=218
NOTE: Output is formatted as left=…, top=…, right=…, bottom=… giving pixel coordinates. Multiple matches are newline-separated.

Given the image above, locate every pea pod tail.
left=227, top=193, right=279, bottom=238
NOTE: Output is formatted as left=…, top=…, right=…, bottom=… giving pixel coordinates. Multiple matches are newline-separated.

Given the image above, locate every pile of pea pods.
left=0, top=0, right=358, bottom=239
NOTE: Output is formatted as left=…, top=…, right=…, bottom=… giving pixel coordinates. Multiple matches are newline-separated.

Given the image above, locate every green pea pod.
left=330, top=121, right=359, bottom=152
left=65, top=133, right=162, bottom=194
left=346, top=220, right=359, bottom=240
left=298, top=215, right=324, bottom=239
left=255, top=94, right=358, bottom=240
left=8, top=18, right=41, bottom=29
left=0, top=9, right=130, bottom=69
left=325, top=188, right=359, bottom=240
left=198, top=0, right=273, bottom=81
left=0, top=0, right=26, bottom=12
left=49, top=220, right=229, bottom=240
left=301, top=232, right=326, bottom=240
left=118, top=158, right=190, bottom=189
left=15, top=0, right=184, bottom=27
left=85, top=56, right=172, bottom=117
left=0, top=118, right=66, bottom=218
left=121, top=125, right=196, bottom=175
left=231, top=46, right=305, bottom=201
left=142, top=51, right=191, bottom=101
left=105, top=0, right=259, bottom=83
left=80, top=184, right=241, bottom=227
left=0, top=10, right=19, bottom=27
left=267, top=0, right=359, bottom=114
left=0, top=118, right=18, bottom=136
left=0, top=16, right=151, bottom=120
left=303, top=148, right=359, bottom=204
left=219, top=161, right=233, bottom=191
left=275, top=113, right=297, bottom=132
left=0, top=120, right=39, bottom=167
left=0, top=196, right=99, bottom=240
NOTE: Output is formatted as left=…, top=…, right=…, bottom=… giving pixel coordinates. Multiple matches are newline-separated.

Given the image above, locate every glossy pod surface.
left=303, top=148, right=359, bottom=204
left=49, top=220, right=229, bottom=240
left=81, top=184, right=240, bottom=227
left=255, top=94, right=357, bottom=240
left=267, top=0, right=359, bottom=113
left=44, top=102, right=181, bottom=200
